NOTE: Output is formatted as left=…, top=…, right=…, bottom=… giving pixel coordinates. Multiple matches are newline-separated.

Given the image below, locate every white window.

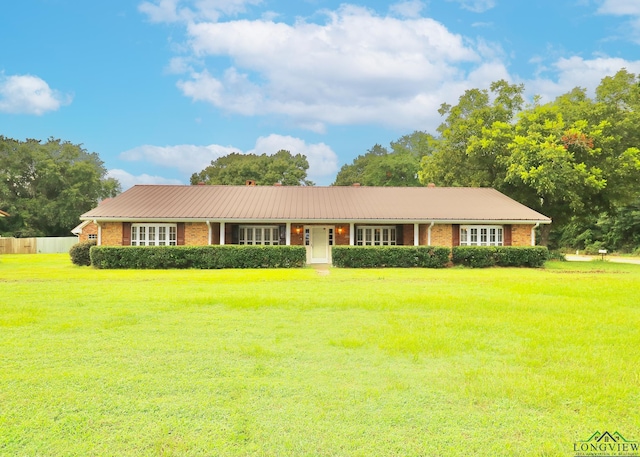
left=131, top=224, right=177, bottom=246
left=355, top=226, right=396, bottom=246
left=460, top=226, right=503, bottom=246
left=239, top=226, right=280, bottom=245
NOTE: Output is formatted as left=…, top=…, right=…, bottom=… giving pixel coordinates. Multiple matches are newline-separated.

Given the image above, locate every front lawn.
left=1, top=254, right=639, bottom=456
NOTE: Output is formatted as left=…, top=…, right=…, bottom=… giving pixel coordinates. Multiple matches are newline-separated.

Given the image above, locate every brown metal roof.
left=81, top=185, right=551, bottom=223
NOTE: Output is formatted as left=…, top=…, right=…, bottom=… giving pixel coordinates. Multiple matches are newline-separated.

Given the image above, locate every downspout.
left=531, top=222, right=540, bottom=246
left=427, top=221, right=435, bottom=246
left=93, top=219, right=102, bottom=246
left=206, top=220, right=211, bottom=245
left=220, top=222, right=225, bottom=245
left=414, top=223, right=419, bottom=246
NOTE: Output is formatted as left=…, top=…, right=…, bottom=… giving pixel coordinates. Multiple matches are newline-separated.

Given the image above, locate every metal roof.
left=81, top=185, right=552, bottom=223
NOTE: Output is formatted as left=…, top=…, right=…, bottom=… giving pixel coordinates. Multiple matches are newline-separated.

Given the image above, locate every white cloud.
left=389, top=1, right=425, bottom=18
left=107, top=169, right=184, bottom=190
left=139, top=0, right=262, bottom=23
left=447, top=0, right=496, bottom=13
left=119, top=135, right=339, bottom=184
left=598, top=0, right=640, bottom=15
left=120, top=143, right=239, bottom=174
left=0, top=74, right=71, bottom=115
left=174, top=5, right=487, bottom=131
left=526, top=56, right=640, bottom=102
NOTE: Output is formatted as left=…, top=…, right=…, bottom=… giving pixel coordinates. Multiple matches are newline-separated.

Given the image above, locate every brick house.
left=74, top=184, right=551, bottom=264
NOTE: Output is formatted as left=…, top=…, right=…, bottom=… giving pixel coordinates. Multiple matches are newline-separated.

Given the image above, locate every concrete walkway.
left=565, top=254, right=640, bottom=265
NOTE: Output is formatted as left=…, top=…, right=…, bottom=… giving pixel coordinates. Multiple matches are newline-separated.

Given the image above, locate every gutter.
left=531, top=222, right=540, bottom=246
left=427, top=221, right=435, bottom=246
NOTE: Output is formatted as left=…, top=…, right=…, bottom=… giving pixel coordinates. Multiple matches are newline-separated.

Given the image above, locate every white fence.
left=0, top=237, right=78, bottom=254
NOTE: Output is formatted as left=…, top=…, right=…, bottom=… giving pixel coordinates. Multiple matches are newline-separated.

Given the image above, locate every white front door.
left=309, top=226, right=329, bottom=264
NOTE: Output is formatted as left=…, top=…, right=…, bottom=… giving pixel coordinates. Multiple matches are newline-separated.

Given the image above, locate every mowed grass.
left=1, top=255, right=639, bottom=457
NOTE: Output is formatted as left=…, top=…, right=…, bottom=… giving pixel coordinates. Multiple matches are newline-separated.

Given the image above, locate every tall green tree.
left=418, top=80, right=525, bottom=188
left=418, top=71, right=640, bottom=246
left=190, top=150, right=313, bottom=186
left=0, top=136, right=121, bottom=237
left=333, top=131, right=436, bottom=186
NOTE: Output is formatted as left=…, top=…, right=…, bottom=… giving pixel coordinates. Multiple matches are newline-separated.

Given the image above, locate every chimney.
left=246, top=180, right=256, bottom=186
left=197, top=182, right=205, bottom=185
left=352, top=183, right=361, bottom=187
left=274, top=183, right=282, bottom=186
left=427, top=182, right=436, bottom=188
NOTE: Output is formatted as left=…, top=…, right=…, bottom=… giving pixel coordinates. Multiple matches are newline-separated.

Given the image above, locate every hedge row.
left=89, top=245, right=306, bottom=269
left=332, top=246, right=452, bottom=268
left=332, top=245, right=549, bottom=268
left=451, top=246, right=549, bottom=268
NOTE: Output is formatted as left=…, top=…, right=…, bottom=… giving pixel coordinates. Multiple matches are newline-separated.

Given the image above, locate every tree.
left=0, top=136, right=121, bottom=237
left=190, top=150, right=313, bottom=186
left=418, top=80, right=525, bottom=188
left=333, top=131, right=436, bottom=186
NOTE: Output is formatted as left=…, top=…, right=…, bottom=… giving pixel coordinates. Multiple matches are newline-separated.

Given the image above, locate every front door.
left=309, top=226, right=329, bottom=264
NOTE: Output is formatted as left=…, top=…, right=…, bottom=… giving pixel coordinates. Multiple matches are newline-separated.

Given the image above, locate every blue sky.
left=2, top=0, right=640, bottom=188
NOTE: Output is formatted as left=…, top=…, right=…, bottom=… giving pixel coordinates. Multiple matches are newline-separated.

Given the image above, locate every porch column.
left=220, top=222, right=225, bottom=245
left=286, top=222, right=291, bottom=245
left=94, top=220, right=102, bottom=246
left=350, top=223, right=355, bottom=245
left=414, top=223, right=419, bottom=246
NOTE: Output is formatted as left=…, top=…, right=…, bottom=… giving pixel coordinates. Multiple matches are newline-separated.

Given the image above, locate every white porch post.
left=350, top=223, right=355, bottom=245
left=286, top=222, right=291, bottom=245
left=414, top=223, right=419, bottom=246
left=427, top=222, right=434, bottom=246
left=220, top=222, right=226, bottom=245
left=94, top=220, right=102, bottom=246
left=206, top=221, right=212, bottom=245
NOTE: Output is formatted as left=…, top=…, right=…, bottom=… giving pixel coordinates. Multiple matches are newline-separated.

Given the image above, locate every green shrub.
left=90, top=245, right=306, bottom=269
left=451, top=246, right=549, bottom=268
left=69, top=240, right=96, bottom=266
left=332, top=246, right=451, bottom=268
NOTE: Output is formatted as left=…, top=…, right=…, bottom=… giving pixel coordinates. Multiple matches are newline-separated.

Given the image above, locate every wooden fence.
left=0, top=237, right=78, bottom=254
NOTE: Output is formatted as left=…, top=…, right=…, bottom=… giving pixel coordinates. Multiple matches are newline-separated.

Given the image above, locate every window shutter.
left=122, top=222, right=131, bottom=245
left=279, top=225, right=286, bottom=245
left=504, top=225, right=512, bottom=246
left=396, top=225, right=404, bottom=246
left=231, top=225, right=239, bottom=244
left=452, top=224, right=460, bottom=246
left=177, top=223, right=185, bottom=245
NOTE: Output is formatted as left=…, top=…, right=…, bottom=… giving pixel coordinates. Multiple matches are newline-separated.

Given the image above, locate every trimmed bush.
left=90, top=245, right=306, bottom=269
left=69, top=240, right=96, bottom=266
left=332, top=246, right=451, bottom=268
left=451, top=246, right=549, bottom=268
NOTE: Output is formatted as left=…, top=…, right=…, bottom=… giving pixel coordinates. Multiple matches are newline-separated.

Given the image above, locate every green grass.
left=1, top=254, right=639, bottom=456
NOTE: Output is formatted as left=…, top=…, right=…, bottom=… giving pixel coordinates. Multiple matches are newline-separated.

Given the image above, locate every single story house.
left=75, top=183, right=551, bottom=264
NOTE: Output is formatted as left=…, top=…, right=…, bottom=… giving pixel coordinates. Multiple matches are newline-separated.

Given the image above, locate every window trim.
left=238, top=225, right=281, bottom=246
left=131, top=223, right=177, bottom=246
left=355, top=226, right=397, bottom=246
left=459, top=225, right=503, bottom=246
